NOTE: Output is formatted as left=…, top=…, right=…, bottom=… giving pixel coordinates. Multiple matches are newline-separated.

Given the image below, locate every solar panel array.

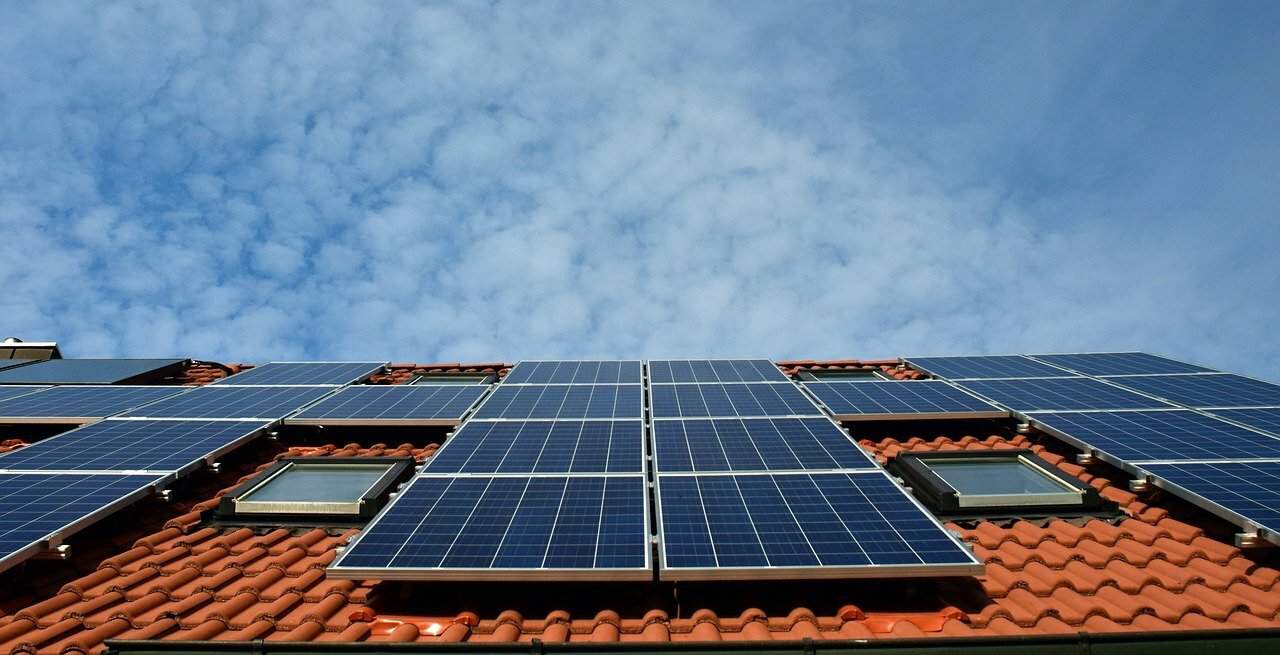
left=0, top=386, right=187, bottom=423
left=650, top=359, right=789, bottom=383
left=650, top=383, right=818, bottom=418
left=503, top=360, right=642, bottom=385
left=424, top=420, right=644, bottom=474
left=0, top=386, right=47, bottom=403
left=1208, top=408, right=1280, bottom=436
left=652, top=418, right=877, bottom=473
left=804, top=381, right=1006, bottom=420
left=0, top=360, right=38, bottom=372
left=0, top=359, right=186, bottom=385
left=472, top=384, right=642, bottom=420
left=121, top=386, right=332, bottom=420
left=953, top=377, right=1172, bottom=412
left=1102, top=374, right=1280, bottom=409
left=214, top=362, right=385, bottom=386
left=288, top=385, right=487, bottom=425
left=904, top=355, right=1071, bottom=380
left=1139, top=462, right=1280, bottom=536
left=1028, top=411, right=1280, bottom=463
left=1031, top=352, right=1214, bottom=376
left=0, top=420, right=269, bottom=473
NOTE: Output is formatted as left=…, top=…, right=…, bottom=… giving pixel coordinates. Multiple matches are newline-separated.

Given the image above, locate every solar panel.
left=214, top=362, right=385, bottom=386
left=804, top=381, right=1006, bottom=420
left=0, top=420, right=268, bottom=472
left=1030, top=352, right=1215, bottom=376
left=503, top=361, right=642, bottom=385
left=1208, top=408, right=1280, bottom=436
left=1102, top=374, right=1280, bottom=409
left=649, top=360, right=789, bottom=383
left=1028, top=410, right=1280, bottom=463
left=656, top=471, right=981, bottom=579
left=328, top=475, right=650, bottom=580
left=652, top=418, right=878, bottom=473
left=0, top=386, right=46, bottom=403
left=288, top=385, right=488, bottom=425
left=903, top=355, right=1071, bottom=380
left=119, top=386, right=332, bottom=419
left=0, top=359, right=38, bottom=372
left=0, top=359, right=186, bottom=385
left=1139, top=462, right=1280, bottom=540
left=471, top=385, right=642, bottom=420
left=425, top=420, right=643, bottom=474
left=0, top=386, right=187, bottom=423
left=954, top=378, right=1173, bottom=412
left=0, top=473, right=163, bottom=573
left=650, top=383, right=821, bottom=418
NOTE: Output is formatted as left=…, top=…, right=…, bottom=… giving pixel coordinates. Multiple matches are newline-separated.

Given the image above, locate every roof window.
left=895, top=450, right=1108, bottom=516
left=216, top=457, right=414, bottom=522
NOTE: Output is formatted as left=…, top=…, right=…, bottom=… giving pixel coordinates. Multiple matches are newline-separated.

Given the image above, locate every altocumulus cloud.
left=1, top=1, right=1278, bottom=376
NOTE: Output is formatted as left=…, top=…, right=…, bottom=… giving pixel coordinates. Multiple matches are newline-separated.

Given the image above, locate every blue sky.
left=1, top=1, right=1278, bottom=377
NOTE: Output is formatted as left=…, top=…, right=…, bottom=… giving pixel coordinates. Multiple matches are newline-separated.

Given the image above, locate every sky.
left=1, top=1, right=1278, bottom=377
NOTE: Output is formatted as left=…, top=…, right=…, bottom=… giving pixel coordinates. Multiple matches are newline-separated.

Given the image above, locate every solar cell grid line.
left=651, top=417, right=878, bottom=473
left=902, top=355, right=1073, bottom=380
left=119, top=386, right=333, bottom=420
left=803, top=381, right=1007, bottom=420
left=0, top=386, right=188, bottom=423
left=327, top=474, right=650, bottom=580
left=0, top=386, right=48, bottom=403
left=470, top=384, right=642, bottom=420
left=648, top=359, right=790, bottom=383
left=0, top=472, right=164, bottom=574
left=1027, top=352, right=1217, bottom=377
left=287, top=385, right=488, bottom=426
left=655, top=471, right=982, bottom=579
left=213, top=362, right=385, bottom=386
left=503, top=360, right=643, bottom=385
left=424, top=420, right=644, bottom=474
left=1138, top=462, right=1280, bottom=543
left=1207, top=408, right=1280, bottom=437
left=0, top=419, right=269, bottom=473
left=650, top=383, right=824, bottom=419
left=1101, top=374, right=1280, bottom=409
left=952, top=377, right=1174, bottom=412
left=1027, top=410, right=1280, bottom=464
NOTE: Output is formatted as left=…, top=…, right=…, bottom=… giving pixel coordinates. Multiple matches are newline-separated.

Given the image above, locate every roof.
left=1, top=359, right=1279, bottom=654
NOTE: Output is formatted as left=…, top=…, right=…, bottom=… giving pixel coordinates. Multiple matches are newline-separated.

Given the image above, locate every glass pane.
left=243, top=464, right=390, bottom=503
left=924, top=458, right=1070, bottom=495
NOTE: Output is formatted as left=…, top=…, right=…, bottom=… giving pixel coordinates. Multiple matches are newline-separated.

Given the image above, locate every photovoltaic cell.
left=1028, top=410, right=1280, bottom=463
left=657, top=472, right=980, bottom=578
left=0, top=386, right=46, bottom=403
left=650, top=383, right=821, bottom=418
left=0, top=386, right=186, bottom=421
left=0, top=359, right=185, bottom=385
left=1031, top=352, right=1215, bottom=376
left=0, top=420, right=268, bottom=472
left=954, top=378, right=1173, bottom=412
left=503, top=361, right=642, bottom=385
left=903, top=355, right=1071, bottom=380
left=289, top=385, right=487, bottom=424
left=0, top=473, right=163, bottom=573
left=471, top=385, right=641, bottom=420
left=805, top=381, right=1005, bottom=419
left=120, top=386, right=332, bottom=419
left=652, top=418, right=877, bottom=473
left=649, top=360, right=789, bottom=383
left=1139, top=462, right=1280, bottom=536
left=215, top=362, right=384, bottom=386
left=0, top=360, right=38, bottom=372
left=425, top=420, right=643, bottom=474
left=1208, top=408, right=1280, bottom=436
left=1102, top=374, right=1280, bottom=409
left=329, top=475, right=649, bottom=579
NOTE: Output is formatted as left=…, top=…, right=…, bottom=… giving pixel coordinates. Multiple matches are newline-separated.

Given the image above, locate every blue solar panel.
left=805, top=381, right=1005, bottom=419
left=1029, top=410, right=1280, bottom=463
left=0, top=386, right=186, bottom=421
left=649, top=360, right=788, bottom=383
left=1140, top=462, right=1280, bottom=536
left=904, top=356, right=1071, bottom=380
left=0, top=360, right=38, bottom=372
left=0, top=473, right=162, bottom=572
left=471, top=385, right=641, bottom=420
left=215, top=362, right=384, bottom=386
left=425, top=421, right=643, bottom=474
left=1031, top=352, right=1215, bottom=376
left=0, top=386, right=46, bottom=403
left=120, top=386, right=331, bottom=419
left=657, top=472, right=980, bottom=578
left=289, top=385, right=487, bottom=424
left=0, top=359, right=185, bottom=384
left=954, top=378, right=1173, bottom=412
left=504, top=361, right=642, bottom=385
left=1102, top=374, right=1280, bottom=409
left=330, top=475, right=649, bottom=578
left=1208, top=408, right=1280, bottom=436
left=650, top=383, right=821, bottom=418
left=652, top=418, right=877, bottom=473
left=0, top=420, right=268, bottom=472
